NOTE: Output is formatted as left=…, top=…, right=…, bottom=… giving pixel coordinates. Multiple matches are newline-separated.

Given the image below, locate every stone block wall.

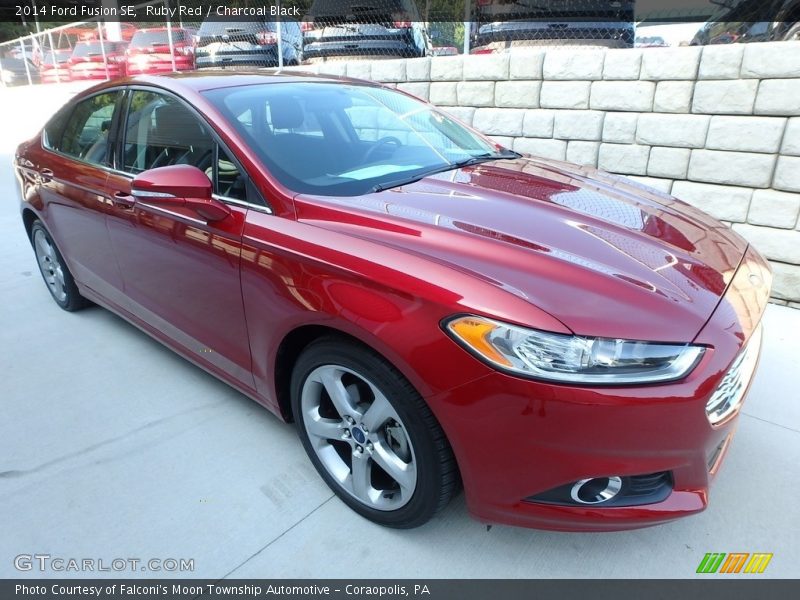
left=295, top=42, right=800, bottom=306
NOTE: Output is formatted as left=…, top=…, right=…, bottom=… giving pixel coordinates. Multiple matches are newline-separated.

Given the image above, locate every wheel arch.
left=274, top=323, right=424, bottom=423
left=22, top=207, right=39, bottom=243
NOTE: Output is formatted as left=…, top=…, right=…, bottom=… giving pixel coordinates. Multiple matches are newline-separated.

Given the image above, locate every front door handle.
left=39, top=168, right=53, bottom=183
left=112, top=191, right=136, bottom=208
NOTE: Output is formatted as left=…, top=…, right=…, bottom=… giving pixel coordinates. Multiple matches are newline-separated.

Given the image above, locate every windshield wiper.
left=369, top=150, right=520, bottom=194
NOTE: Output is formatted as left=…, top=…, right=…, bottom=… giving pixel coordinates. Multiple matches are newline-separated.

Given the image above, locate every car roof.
left=126, top=70, right=375, bottom=92
left=70, top=70, right=381, bottom=108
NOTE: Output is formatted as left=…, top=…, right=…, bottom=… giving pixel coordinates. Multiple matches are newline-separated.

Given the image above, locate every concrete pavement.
left=1, top=84, right=798, bottom=580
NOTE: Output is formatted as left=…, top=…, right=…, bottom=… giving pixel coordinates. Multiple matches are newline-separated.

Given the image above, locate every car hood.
left=296, top=158, right=748, bottom=343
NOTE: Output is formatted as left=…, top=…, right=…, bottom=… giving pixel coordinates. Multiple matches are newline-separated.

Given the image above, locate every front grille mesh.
left=706, top=323, right=762, bottom=425
left=628, top=471, right=672, bottom=496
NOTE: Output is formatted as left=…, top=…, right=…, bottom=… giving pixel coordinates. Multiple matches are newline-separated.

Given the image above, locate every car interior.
left=122, top=95, right=246, bottom=200
left=215, top=85, right=470, bottom=194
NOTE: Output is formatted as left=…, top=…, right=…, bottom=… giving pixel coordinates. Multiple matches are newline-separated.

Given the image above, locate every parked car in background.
left=0, top=57, right=40, bottom=86
left=39, top=51, right=72, bottom=83
left=76, top=23, right=139, bottom=43
left=471, top=0, right=635, bottom=52
left=68, top=40, right=128, bottom=81
left=691, top=0, right=800, bottom=44
left=36, top=25, right=88, bottom=69
left=16, top=71, right=770, bottom=532
left=195, top=19, right=303, bottom=68
left=431, top=46, right=459, bottom=56
left=635, top=35, right=667, bottom=47
left=303, top=0, right=430, bottom=61
left=116, top=23, right=140, bottom=43
left=126, top=27, right=197, bottom=74
left=8, top=39, right=38, bottom=63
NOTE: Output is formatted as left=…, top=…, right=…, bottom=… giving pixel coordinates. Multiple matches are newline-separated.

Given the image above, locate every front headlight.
left=445, top=315, right=705, bottom=385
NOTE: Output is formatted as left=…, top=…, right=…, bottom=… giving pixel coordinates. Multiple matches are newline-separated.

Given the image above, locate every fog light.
left=569, top=476, right=623, bottom=505
left=525, top=472, right=672, bottom=507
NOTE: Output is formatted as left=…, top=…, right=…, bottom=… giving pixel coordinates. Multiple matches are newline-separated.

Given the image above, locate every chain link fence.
left=1, top=0, right=799, bottom=88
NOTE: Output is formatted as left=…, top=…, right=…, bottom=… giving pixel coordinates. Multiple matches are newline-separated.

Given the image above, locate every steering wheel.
left=363, top=136, right=402, bottom=163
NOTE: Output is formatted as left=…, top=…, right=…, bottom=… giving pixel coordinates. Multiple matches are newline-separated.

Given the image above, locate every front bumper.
left=125, top=58, right=194, bottom=75
left=68, top=65, right=125, bottom=80
left=304, top=40, right=421, bottom=60
left=195, top=49, right=280, bottom=69
left=431, top=246, right=771, bottom=531
left=472, top=21, right=635, bottom=51
left=41, top=69, right=71, bottom=83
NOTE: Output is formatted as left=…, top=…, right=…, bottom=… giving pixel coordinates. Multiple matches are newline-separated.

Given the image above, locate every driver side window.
left=211, top=146, right=248, bottom=202
left=121, top=90, right=247, bottom=203
left=122, top=91, right=214, bottom=176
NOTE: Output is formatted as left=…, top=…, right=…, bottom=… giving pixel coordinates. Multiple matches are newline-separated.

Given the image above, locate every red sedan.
left=39, top=50, right=72, bottom=83
left=14, top=73, right=770, bottom=531
left=68, top=40, right=128, bottom=81
left=126, top=27, right=197, bottom=75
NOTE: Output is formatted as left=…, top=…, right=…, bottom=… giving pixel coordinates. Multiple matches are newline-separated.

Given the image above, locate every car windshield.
left=131, top=30, right=188, bottom=46
left=72, top=42, right=105, bottom=57
left=203, top=82, right=513, bottom=196
left=41, top=53, right=70, bottom=65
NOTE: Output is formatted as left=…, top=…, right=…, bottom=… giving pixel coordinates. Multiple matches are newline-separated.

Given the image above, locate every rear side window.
left=42, top=105, right=72, bottom=151
left=59, top=91, right=121, bottom=166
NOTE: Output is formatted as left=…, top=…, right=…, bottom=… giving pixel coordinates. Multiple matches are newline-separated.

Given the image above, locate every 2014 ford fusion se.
left=14, top=71, right=771, bottom=531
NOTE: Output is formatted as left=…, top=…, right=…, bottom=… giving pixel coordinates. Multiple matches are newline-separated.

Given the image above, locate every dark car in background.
left=635, top=35, right=667, bottom=47
left=303, top=0, right=430, bottom=61
left=691, top=0, right=800, bottom=44
left=471, top=0, right=635, bottom=52
left=126, top=27, right=198, bottom=74
left=195, top=19, right=303, bottom=68
left=0, top=57, right=40, bottom=86
left=68, top=40, right=129, bottom=81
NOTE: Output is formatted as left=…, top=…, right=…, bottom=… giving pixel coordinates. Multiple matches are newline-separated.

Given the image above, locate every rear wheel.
left=31, top=220, right=88, bottom=312
left=290, top=337, right=459, bottom=528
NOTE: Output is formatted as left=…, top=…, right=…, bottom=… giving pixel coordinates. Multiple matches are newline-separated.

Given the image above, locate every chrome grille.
left=706, top=323, right=762, bottom=425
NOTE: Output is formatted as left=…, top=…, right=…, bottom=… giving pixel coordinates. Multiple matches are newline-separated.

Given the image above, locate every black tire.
left=30, top=220, right=89, bottom=312
left=782, top=22, right=800, bottom=41
left=290, top=336, right=459, bottom=528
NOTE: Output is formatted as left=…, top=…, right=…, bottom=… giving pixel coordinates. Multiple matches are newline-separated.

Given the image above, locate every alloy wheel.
left=33, top=228, right=67, bottom=303
left=300, top=364, right=417, bottom=510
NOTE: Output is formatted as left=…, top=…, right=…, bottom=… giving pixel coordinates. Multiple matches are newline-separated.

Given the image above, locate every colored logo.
left=696, top=553, right=773, bottom=574
left=352, top=427, right=366, bottom=444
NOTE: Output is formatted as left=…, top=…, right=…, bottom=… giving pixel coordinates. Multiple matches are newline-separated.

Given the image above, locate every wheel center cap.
left=352, top=427, right=366, bottom=444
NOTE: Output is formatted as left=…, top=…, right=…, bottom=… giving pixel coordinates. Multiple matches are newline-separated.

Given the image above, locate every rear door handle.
left=39, top=168, right=53, bottom=183
left=112, top=191, right=136, bottom=208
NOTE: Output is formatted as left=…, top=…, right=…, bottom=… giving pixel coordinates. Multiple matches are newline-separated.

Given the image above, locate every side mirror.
left=131, top=165, right=230, bottom=222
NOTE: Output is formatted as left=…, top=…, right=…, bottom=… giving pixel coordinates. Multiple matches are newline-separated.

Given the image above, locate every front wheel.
left=291, top=338, right=459, bottom=528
